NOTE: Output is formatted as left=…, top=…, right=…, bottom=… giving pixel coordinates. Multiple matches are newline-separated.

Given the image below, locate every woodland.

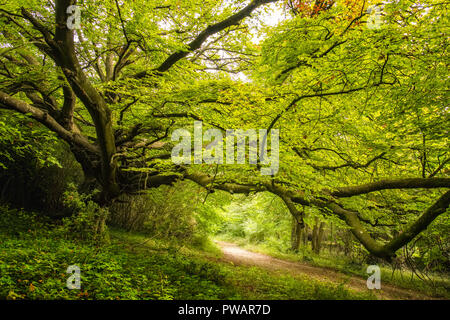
left=0, top=0, right=449, bottom=300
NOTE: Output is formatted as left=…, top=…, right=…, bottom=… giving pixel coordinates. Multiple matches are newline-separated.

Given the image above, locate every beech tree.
left=0, top=0, right=448, bottom=260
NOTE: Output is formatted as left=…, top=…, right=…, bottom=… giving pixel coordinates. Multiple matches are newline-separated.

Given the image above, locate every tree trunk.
left=344, top=230, right=352, bottom=256
left=316, top=222, right=325, bottom=253
left=329, top=222, right=333, bottom=253
left=312, top=218, right=318, bottom=252
left=312, top=218, right=325, bottom=254
left=290, top=217, right=302, bottom=252
left=303, top=224, right=309, bottom=246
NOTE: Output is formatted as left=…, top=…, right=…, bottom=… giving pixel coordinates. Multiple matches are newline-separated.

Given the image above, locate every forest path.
left=215, top=241, right=435, bottom=300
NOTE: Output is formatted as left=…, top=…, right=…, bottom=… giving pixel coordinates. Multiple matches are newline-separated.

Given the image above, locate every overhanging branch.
left=0, top=90, right=99, bottom=154
left=134, top=0, right=279, bottom=78
left=331, top=178, right=450, bottom=198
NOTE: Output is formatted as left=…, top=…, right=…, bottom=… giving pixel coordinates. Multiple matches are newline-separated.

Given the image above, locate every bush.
left=0, top=206, right=236, bottom=300
left=108, top=181, right=222, bottom=248
left=0, top=113, right=83, bottom=216
left=58, top=186, right=109, bottom=244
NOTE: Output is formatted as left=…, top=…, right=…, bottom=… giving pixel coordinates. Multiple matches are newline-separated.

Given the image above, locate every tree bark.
left=311, top=218, right=325, bottom=253
left=291, top=217, right=302, bottom=252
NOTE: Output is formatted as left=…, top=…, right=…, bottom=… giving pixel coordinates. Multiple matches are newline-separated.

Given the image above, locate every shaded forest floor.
left=0, top=206, right=376, bottom=300
left=1, top=206, right=447, bottom=300
left=214, top=241, right=436, bottom=300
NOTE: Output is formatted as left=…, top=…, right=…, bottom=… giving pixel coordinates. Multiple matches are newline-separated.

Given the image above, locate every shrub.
left=0, top=112, right=83, bottom=216
left=108, top=181, right=222, bottom=248
left=59, top=186, right=109, bottom=244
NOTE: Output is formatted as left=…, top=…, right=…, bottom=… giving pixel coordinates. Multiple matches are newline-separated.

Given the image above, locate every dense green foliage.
left=216, top=198, right=450, bottom=297
left=0, top=205, right=377, bottom=300
left=0, top=0, right=448, bottom=300
left=0, top=111, right=83, bottom=213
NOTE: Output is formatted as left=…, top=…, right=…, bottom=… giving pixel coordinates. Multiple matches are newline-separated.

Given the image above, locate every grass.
left=0, top=206, right=375, bottom=300
left=214, top=234, right=450, bottom=299
left=112, top=229, right=376, bottom=300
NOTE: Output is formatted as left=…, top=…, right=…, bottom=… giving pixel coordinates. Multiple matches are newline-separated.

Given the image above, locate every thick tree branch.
left=185, top=171, right=266, bottom=195
left=51, top=0, right=120, bottom=199
left=428, top=157, right=450, bottom=178
left=60, top=78, right=76, bottom=130
left=185, top=170, right=450, bottom=260
left=0, top=90, right=98, bottom=154
left=331, top=178, right=450, bottom=198
left=134, top=0, right=278, bottom=78
left=326, top=190, right=450, bottom=260
left=383, top=190, right=450, bottom=254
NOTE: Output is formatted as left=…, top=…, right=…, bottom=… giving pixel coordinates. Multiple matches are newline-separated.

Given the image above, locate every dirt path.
left=216, top=241, right=436, bottom=300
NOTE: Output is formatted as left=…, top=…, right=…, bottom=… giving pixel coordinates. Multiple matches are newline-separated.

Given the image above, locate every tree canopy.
left=0, top=0, right=449, bottom=261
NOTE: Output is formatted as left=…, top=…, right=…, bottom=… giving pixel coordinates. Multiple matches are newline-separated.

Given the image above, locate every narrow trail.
left=215, top=241, right=436, bottom=300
